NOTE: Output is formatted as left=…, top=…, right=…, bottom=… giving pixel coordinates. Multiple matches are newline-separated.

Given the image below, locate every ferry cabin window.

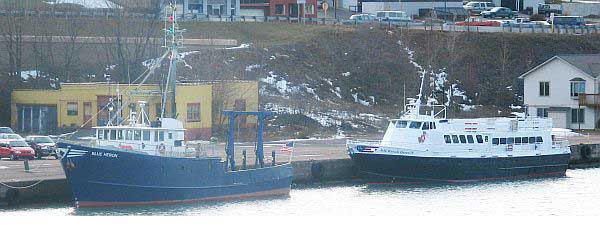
left=459, top=135, right=466, bottom=143
left=134, top=130, right=141, bottom=141
left=118, top=130, right=124, bottom=140
left=507, top=137, right=514, bottom=145
left=409, top=122, right=422, bottom=129
left=452, top=135, right=459, bottom=143
left=104, top=130, right=110, bottom=140
left=432, top=122, right=436, bottom=129
left=125, top=130, right=133, bottom=140
left=492, top=138, right=499, bottom=145
left=536, top=136, right=543, bottom=143
left=159, top=131, right=165, bottom=141
left=444, top=135, right=451, bottom=143
left=422, top=122, right=430, bottom=130
left=396, top=120, right=408, bottom=128
left=143, top=131, right=151, bottom=141
left=168, top=132, right=173, bottom=139
left=110, top=130, right=117, bottom=140
left=98, top=130, right=104, bottom=140
left=467, top=135, right=474, bottom=143
left=476, top=135, right=483, bottom=143
left=529, top=137, right=536, bottom=143
left=522, top=137, right=529, bottom=144
left=500, top=138, right=507, bottom=144
left=515, top=137, right=522, bottom=144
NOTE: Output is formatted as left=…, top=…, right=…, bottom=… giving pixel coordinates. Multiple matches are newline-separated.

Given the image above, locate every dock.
left=2, top=136, right=600, bottom=206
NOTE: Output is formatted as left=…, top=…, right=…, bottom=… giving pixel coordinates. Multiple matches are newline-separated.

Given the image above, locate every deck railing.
left=578, top=94, right=600, bottom=107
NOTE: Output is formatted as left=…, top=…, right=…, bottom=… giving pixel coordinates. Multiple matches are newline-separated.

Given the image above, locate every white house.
left=520, top=54, right=600, bottom=130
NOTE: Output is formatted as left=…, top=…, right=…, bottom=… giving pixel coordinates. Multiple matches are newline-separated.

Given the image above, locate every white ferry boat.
left=347, top=80, right=571, bottom=182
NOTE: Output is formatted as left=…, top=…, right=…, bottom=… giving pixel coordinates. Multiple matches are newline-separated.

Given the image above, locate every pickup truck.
left=525, top=4, right=562, bottom=16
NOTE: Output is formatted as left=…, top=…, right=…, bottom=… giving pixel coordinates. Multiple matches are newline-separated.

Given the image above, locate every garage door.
left=240, top=9, right=265, bottom=17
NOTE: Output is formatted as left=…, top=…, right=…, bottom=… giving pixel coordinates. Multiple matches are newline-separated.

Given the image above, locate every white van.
left=463, top=1, right=495, bottom=14
left=375, top=11, right=412, bottom=22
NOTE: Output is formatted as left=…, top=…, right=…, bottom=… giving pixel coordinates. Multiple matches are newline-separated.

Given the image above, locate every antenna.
left=414, top=70, right=426, bottom=116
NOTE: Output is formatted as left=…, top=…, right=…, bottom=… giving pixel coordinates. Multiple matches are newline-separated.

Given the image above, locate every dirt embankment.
left=1, top=19, right=599, bottom=132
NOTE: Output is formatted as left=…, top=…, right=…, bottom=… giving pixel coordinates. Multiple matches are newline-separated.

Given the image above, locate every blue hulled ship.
left=57, top=4, right=292, bottom=208
left=347, top=70, right=571, bottom=183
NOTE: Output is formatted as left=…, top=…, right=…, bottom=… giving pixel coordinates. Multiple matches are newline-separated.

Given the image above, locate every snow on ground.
left=260, top=71, right=321, bottom=100
left=342, top=72, right=351, bottom=77
left=245, top=64, right=261, bottom=72
left=332, top=87, right=342, bottom=98
left=224, top=43, right=251, bottom=50
left=552, top=128, right=583, bottom=137
left=351, top=92, right=371, bottom=106
left=263, top=103, right=386, bottom=131
left=46, top=0, right=121, bottom=9
left=20, top=70, right=40, bottom=80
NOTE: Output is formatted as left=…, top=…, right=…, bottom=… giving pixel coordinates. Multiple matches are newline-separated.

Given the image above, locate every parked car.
left=0, top=139, right=35, bottom=160
left=0, top=133, right=24, bottom=140
left=481, top=7, right=517, bottom=19
left=463, top=1, right=495, bottom=14
left=0, top=127, right=15, bottom=134
left=502, top=17, right=537, bottom=26
left=347, top=14, right=376, bottom=24
left=548, top=16, right=586, bottom=26
left=25, top=135, right=57, bottom=159
left=454, top=17, right=501, bottom=26
left=375, top=11, right=412, bottom=22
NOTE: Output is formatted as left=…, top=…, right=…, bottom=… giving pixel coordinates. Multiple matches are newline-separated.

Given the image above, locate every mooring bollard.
left=271, top=150, right=276, bottom=166
left=24, top=158, right=30, bottom=172
left=242, top=149, right=247, bottom=170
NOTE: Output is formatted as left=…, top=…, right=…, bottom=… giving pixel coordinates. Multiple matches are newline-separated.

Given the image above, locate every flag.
left=280, top=141, right=294, bottom=152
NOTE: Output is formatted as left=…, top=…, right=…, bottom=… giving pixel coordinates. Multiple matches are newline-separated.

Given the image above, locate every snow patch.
left=224, top=43, right=251, bottom=50
left=46, top=0, right=121, bottom=9
left=245, top=64, right=261, bottom=72
left=20, top=70, right=40, bottom=80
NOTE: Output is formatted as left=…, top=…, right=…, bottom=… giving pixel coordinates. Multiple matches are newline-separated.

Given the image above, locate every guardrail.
left=1, top=9, right=598, bottom=35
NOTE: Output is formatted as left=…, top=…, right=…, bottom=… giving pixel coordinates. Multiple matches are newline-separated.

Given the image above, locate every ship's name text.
left=91, top=152, right=118, bottom=158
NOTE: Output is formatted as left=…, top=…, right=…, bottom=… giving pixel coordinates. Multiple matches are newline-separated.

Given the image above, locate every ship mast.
left=161, top=2, right=184, bottom=119
left=412, top=70, right=426, bottom=116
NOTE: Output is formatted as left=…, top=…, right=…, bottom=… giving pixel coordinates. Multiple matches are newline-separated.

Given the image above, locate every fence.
left=1, top=9, right=598, bottom=35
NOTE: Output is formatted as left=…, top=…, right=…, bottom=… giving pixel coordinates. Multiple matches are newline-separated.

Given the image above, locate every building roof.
left=519, top=54, right=600, bottom=79
left=433, top=7, right=469, bottom=17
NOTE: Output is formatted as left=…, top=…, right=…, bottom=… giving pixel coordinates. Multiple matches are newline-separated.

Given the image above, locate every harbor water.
left=3, top=167, right=600, bottom=216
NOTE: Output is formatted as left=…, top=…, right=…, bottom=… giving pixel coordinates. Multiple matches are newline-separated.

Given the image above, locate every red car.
left=0, top=139, right=35, bottom=160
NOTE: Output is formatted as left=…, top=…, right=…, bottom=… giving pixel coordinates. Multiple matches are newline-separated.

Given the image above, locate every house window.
left=539, top=81, right=550, bottom=96
left=536, top=108, right=548, bottom=118
left=276, top=4, right=285, bottom=15
left=571, top=108, right=584, bottom=123
left=67, top=102, right=78, bottom=116
left=570, top=79, right=585, bottom=97
left=187, top=103, right=201, bottom=122
left=304, top=4, right=314, bottom=15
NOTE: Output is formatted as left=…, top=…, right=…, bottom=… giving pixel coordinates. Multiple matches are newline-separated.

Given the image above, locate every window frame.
left=539, top=81, right=550, bottom=96
left=275, top=4, right=285, bottom=15
left=186, top=103, right=201, bottom=122
left=537, top=108, right=548, bottom=118
left=67, top=102, right=78, bottom=116
left=444, top=135, right=451, bottom=143
left=570, top=80, right=585, bottom=97
left=571, top=108, right=584, bottom=123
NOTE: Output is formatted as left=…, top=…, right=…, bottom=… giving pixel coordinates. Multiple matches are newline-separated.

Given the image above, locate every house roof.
left=519, top=54, right=600, bottom=79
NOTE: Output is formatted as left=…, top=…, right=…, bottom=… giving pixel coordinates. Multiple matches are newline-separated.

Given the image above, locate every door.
left=289, top=3, right=298, bottom=17
left=83, top=102, right=92, bottom=128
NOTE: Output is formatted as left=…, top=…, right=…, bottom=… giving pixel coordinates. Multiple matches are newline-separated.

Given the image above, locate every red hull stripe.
left=77, top=188, right=290, bottom=208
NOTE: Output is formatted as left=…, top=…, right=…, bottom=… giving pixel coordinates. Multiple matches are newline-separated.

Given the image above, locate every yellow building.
left=11, top=80, right=258, bottom=140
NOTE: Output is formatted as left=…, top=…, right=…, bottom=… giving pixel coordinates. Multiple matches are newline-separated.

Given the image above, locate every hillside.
left=1, top=19, right=600, bottom=137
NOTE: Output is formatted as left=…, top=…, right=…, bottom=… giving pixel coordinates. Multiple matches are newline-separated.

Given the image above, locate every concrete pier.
left=3, top=137, right=600, bottom=206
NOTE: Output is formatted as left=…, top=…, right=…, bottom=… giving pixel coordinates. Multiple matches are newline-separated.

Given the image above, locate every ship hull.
left=349, top=152, right=570, bottom=182
left=58, top=143, right=293, bottom=208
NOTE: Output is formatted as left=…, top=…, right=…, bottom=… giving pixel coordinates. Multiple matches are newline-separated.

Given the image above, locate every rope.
left=0, top=179, right=45, bottom=189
